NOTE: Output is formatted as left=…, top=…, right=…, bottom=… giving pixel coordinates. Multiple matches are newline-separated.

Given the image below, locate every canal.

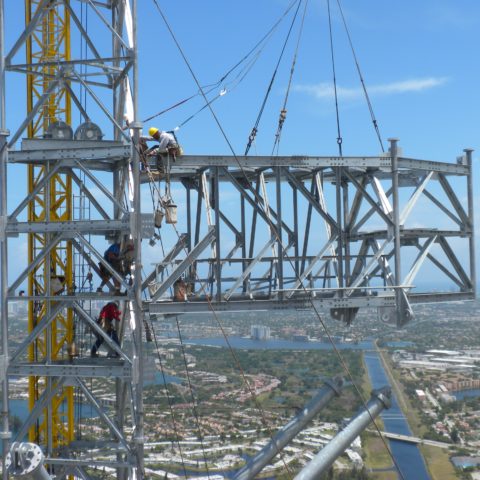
left=364, top=351, right=431, bottom=480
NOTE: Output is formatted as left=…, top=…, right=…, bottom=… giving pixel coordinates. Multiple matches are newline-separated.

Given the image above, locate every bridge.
left=371, top=430, right=454, bottom=449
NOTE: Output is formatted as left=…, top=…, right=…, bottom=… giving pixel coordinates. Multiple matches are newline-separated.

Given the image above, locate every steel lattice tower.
left=1, top=1, right=144, bottom=478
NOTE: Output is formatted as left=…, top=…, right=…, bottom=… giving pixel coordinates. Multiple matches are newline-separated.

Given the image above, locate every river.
left=364, top=351, right=431, bottom=480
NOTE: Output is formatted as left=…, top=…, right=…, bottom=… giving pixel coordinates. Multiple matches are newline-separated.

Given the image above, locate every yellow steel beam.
left=26, top=0, right=74, bottom=450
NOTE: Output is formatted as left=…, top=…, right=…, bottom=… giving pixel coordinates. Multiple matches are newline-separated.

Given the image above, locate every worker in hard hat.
left=141, top=127, right=181, bottom=157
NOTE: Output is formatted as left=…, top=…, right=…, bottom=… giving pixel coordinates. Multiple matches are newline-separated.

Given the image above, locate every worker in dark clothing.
left=97, top=241, right=134, bottom=294
left=91, top=302, right=121, bottom=358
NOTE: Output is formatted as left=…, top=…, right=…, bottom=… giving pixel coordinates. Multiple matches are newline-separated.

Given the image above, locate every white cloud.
left=294, top=77, right=449, bottom=101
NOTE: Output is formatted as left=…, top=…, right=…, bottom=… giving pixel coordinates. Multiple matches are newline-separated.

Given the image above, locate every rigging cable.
left=141, top=0, right=299, bottom=126
left=175, top=315, right=212, bottom=478
left=271, top=0, right=310, bottom=155
left=326, top=0, right=345, bottom=294
left=148, top=2, right=406, bottom=478
left=335, top=0, right=385, bottom=152
left=327, top=0, right=343, bottom=157
left=148, top=314, right=188, bottom=479
left=245, top=0, right=304, bottom=156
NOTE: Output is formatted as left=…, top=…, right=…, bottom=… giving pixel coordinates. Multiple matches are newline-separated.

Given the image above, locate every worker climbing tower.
left=1, top=1, right=145, bottom=477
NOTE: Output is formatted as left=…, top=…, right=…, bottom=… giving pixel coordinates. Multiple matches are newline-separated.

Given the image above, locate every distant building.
left=250, top=325, right=270, bottom=340
left=293, top=334, right=309, bottom=342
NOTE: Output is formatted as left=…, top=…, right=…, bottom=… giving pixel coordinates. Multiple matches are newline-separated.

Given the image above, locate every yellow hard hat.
left=148, top=127, right=159, bottom=137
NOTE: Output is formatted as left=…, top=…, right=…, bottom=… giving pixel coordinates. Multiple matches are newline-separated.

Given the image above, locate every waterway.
left=453, top=388, right=480, bottom=400
left=364, top=351, right=431, bottom=480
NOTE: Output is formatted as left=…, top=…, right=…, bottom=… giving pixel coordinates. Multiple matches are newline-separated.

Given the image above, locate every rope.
left=327, top=0, right=343, bottom=157
left=271, top=0, right=310, bottom=155
left=149, top=3, right=405, bottom=478
left=149, top=315, right=188, bottom=479
left=245, top=0, right=304, bottom=156
left=335, top=0, right=385, bottom=152
left=174, top=315, right=212, bottom=478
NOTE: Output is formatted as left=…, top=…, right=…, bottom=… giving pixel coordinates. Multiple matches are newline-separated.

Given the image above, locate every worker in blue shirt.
left=97, top=241, right=133, bottom=295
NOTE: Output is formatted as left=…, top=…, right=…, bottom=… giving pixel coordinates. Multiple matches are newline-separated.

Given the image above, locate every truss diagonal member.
left=74, top=234, right=129, bottom=289
left=201, top=172, right=213, bottom=227
left=8, top=162, right=62, bottom=220
left=70, top=238, right=114, bottom=291
left=370, top=175, right=393, bottom=216
left=10, top=302, right=66, bottom=364
left=422, top=189, right=463, bottom=227
left=347, top=238, right=391, bottom=295
left=74, top=160, right=128, bottom=215
left=150, top=227, right=216, bottom=302
left=403, top=235, right=437, bottom=287
left=250, top=238, right=295, bottom=294
left=85, top=0, right=132, bottom=53
left=7, top=232, right=64, bottom=296
left=224, top=236, right=276, bottom=300
left=424, top=251, right=465, bottom=289
left=349, top=240, right=370, bottom=283
left=400, top=172, right=434, bottom=225
left=285, top=169, right=337, bottom=231
left=351, top=186, right=393, bottom=234
left=345, top=176, right=367, bottom=229
left=343, top=171, right=393, bottom=226
left=437, top=236, right=472, bottom=288
left=369, top=239, right=395, bottom=287
left=72, top=302, right=131, bottom=363
left=72, top=467, right=91, bottom=480
left=4, top=0, right=52, bottom=65
left=13, top=377, right=66, bottom=443
left=314, top=173, right=339, bottom=285
left=223, top=167, right=292, bottom=239
left=142, top=234, right=188, bottom=291
left=63, top=82, right=90, bottom=123
left=76, top=378, right=131, bottom=452
left=286, top=236, right=338, bottom=299
left=70, top=70, right=130, bottom=141
left=437, top=173, right=470, bottom=226
left=69, top=170, right=110, bottom=220
left=64, top=2, right=113, bottom=84
left=233, top=377, right=344, bottom=480
left=8, top=75, right=62, bottom=148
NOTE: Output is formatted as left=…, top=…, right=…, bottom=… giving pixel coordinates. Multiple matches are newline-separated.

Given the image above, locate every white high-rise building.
left=250, top=325, right=271, bottom=340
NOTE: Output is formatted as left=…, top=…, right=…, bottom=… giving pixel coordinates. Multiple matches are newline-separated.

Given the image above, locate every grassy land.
left=364, top=434, right=393, bottom=469
left=375, top=343, right=458, bottom=480
left=361, top=352, right=397, bottom=479
left=420, top=445, right=458, bottom=480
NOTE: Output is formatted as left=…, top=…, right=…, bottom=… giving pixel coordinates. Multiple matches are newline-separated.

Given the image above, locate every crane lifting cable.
left=335, top=0, right=385, bottom=152
left=271, top=0, right=310, bottom=155
left=244, top=0, right=304, bottom=156
left=142, top=0, right=300, bottom=126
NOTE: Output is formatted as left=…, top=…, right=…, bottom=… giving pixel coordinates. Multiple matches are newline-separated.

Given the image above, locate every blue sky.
left=2, top=0, right=479, bottom=291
